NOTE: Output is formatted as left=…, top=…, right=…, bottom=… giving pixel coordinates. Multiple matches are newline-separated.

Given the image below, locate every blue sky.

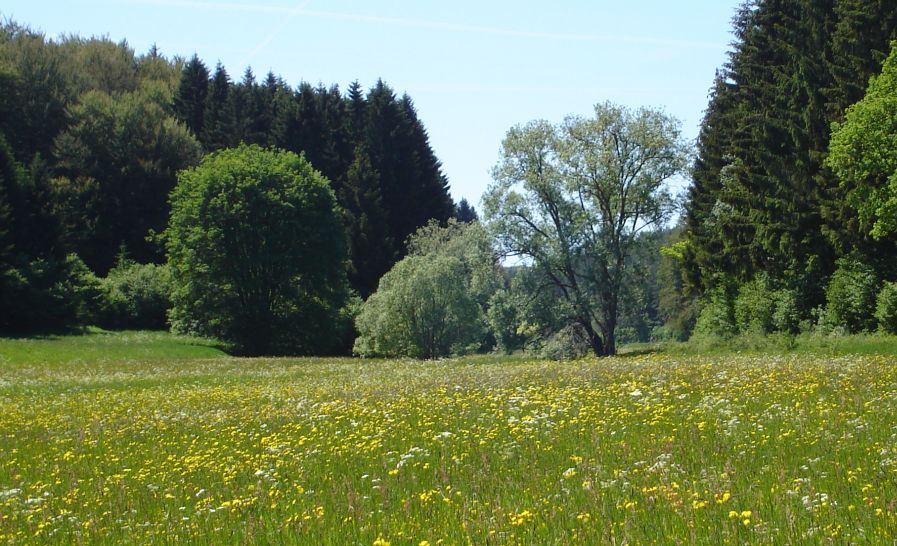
left=5, top=0, right=741, bottom=208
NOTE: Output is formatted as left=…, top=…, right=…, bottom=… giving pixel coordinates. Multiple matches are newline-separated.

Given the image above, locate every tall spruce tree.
left=683, top=0, right=896, bottom=312
left=173, top=54, right=209, bottom=137
left=200, top=62, right=234, bottom=150
left=341, top=148, right=394, bottom=298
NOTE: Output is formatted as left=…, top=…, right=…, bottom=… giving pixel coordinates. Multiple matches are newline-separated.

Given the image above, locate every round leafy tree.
left=354, top=254, right=484, bottom=359
left=166, top=144, right=349, bottom=355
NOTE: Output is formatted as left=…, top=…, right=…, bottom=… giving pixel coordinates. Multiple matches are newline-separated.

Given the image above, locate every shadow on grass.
left=615, top=343, right=665, bottom=358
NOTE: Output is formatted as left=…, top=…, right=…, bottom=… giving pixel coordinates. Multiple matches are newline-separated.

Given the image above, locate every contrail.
left=132, top=0, right=725, bottom=50
left=246, top=0, right=312, bottom=61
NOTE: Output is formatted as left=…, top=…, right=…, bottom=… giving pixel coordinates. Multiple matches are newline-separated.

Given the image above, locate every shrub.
left=691, top=282, right=737, bottom=341
left=876, top=282, right=897, bottom=334
left=354, top=254, right=484, bottom=359
left=823, top=258, right=879, bottom=333
left=541, top=323, right=592, bottom=361
left=733, top=275, right=800, bottom=335
left=734, top=276, right=776, bottom=334
left=97, top=258, right=172, bottom=330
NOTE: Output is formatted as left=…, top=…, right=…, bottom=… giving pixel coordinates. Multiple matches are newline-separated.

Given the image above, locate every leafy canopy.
left=827, top=41, right=897, bottom=240
left=165, top=144, right=349, bottom=355
left=484, top=102, right=689, bottom=355
left=354, top=220, right=498, bottom=359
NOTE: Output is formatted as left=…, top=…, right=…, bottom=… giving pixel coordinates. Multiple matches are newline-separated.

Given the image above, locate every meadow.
left=1, top=333, right=897, bottom=544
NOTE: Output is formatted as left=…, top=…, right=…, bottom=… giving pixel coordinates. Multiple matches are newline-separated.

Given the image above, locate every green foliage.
left=354, top=255, right=484, bottom=359
left=540, top=323, right=592, bottom=361
left=691, top=282, right=737, bottom=342
left=647, top=227, right=703, bottom=342
left=486, top=289, right=525, bottom=354
left=53, top=85, right=202, bottom=273
left=485, top=102, right=689, bottom=355
left=823, top=258, right=880, bottom=333
left=165, top=144, right=349, bottom=356
left=354, top=220, right=498, bottom=359
left=97, top=256, right=173, bottom=330
left=1, top=20, right=457, bottom=336
left=684, top=3, right=897, bottom=312
left=173, top=54, right=209, bottom=138
left=455, top=197, right=478, bottom=223
left=407, top=219, right=501, bottom=308
left=875, top=282, right=897, bottom=334
left=827, top=41, right=897, bottom=240
left=340, top=148, right=394, bottom=298
left=734, top=275, right=800, bottom=335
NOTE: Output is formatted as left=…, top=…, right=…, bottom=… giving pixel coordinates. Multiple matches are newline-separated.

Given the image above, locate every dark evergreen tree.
left=820, top=0, right=897, bottom=270
left=173, top=54, right=209, bottom=137
left=684, top=0, right=897, bottom=326
left=455, top=197, right=478, bottom=223
left=340, top=148, right=395, bottom=298
left=364, top=81, right=453, bottom=255
left=200, top=62, right=234, bottom=150
left=229, top=67, right=268, bottom=146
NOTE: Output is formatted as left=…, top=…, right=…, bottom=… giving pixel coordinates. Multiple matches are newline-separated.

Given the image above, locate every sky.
left=4, top=0, right=742, bottom=209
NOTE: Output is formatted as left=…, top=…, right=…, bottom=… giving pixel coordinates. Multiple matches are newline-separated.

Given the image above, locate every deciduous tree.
left=484, top=103, right=688, bottom=355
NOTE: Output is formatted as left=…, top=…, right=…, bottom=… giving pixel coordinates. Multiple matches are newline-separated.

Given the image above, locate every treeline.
left=675, top=0, right=897, bottom=340
left=0, top=20, right=459, bottom=334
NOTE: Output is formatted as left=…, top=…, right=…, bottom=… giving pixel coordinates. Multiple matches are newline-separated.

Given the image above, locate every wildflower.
left=509, top=510, right=534, bottom=526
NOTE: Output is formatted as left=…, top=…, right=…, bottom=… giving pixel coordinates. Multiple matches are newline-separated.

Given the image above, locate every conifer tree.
left=200, top=62, right=234, bottom=150
left=341, top=148, right=394, bottom=298
left=173, top=54, right=209, bottom=137
left=455, top=198, right=478, bottom=223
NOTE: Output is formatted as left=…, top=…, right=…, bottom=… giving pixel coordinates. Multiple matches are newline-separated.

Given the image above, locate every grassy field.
left=2, top=333, right=897, bottom=544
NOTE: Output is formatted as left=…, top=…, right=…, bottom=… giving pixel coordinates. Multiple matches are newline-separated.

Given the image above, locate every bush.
left=541, top=323, right=592, bottom=361
left=487, top=289, right=525, bottom=354
left=97, top=258, right=172, bottom=330
left=165, top=145, right=349, bottom=355
left=876, top=282, right=897, bottom=334
left=733, top=275, right=800, bottom=335
left=354, top=255, right=484, bottom=359
left=691, top=282, right=737, bottom=342
left=734, top=276, right=775, bottom=334
left=823, top=258, right=879, bottom=333
left=1, top=253, right=102, bottom=333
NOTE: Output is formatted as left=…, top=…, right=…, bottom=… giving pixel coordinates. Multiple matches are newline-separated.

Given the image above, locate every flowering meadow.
left=1, top=349, right=897, bottom=544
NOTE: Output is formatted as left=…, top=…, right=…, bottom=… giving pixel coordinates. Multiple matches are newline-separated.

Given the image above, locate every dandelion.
left=509, top=510, right=534, bottom=526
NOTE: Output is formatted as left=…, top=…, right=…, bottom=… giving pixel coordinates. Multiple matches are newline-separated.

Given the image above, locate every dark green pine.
left=173, top=54, right=209, bottom=137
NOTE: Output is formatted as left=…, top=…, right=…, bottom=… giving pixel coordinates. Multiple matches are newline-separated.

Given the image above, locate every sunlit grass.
left=0, top=328, right=226, bottom=369
left=1, top=334, right=897, bottom=543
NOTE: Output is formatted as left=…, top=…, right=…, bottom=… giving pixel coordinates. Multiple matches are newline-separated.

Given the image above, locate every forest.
left=2, top=0, right=897, bottom=358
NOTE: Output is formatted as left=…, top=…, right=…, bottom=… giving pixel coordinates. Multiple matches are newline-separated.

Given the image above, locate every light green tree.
left=353, top=254, right=483, bottom=359
left=484, top=102, right=689, bottom=355
left=827, top=41, right=897, bottom=240
left=354, top=219, right=499, bottom=358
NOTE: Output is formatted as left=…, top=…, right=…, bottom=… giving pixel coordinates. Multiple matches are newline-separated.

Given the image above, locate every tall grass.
left=1, top=337, right=896, bottom=543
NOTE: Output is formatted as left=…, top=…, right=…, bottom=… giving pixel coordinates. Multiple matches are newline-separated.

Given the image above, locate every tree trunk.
left=603, top=321, right=616, bottom=356
left=581, top=319, right=605, bottom=356
left=603, top=291, right=619, bottom=356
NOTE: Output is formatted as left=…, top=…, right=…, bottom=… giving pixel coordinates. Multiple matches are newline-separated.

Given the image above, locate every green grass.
left=0, top=328, right=227, bottom=368
left=2, top=332, right=897, bottom=544
left=617, top=332, right=897, bottom=359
